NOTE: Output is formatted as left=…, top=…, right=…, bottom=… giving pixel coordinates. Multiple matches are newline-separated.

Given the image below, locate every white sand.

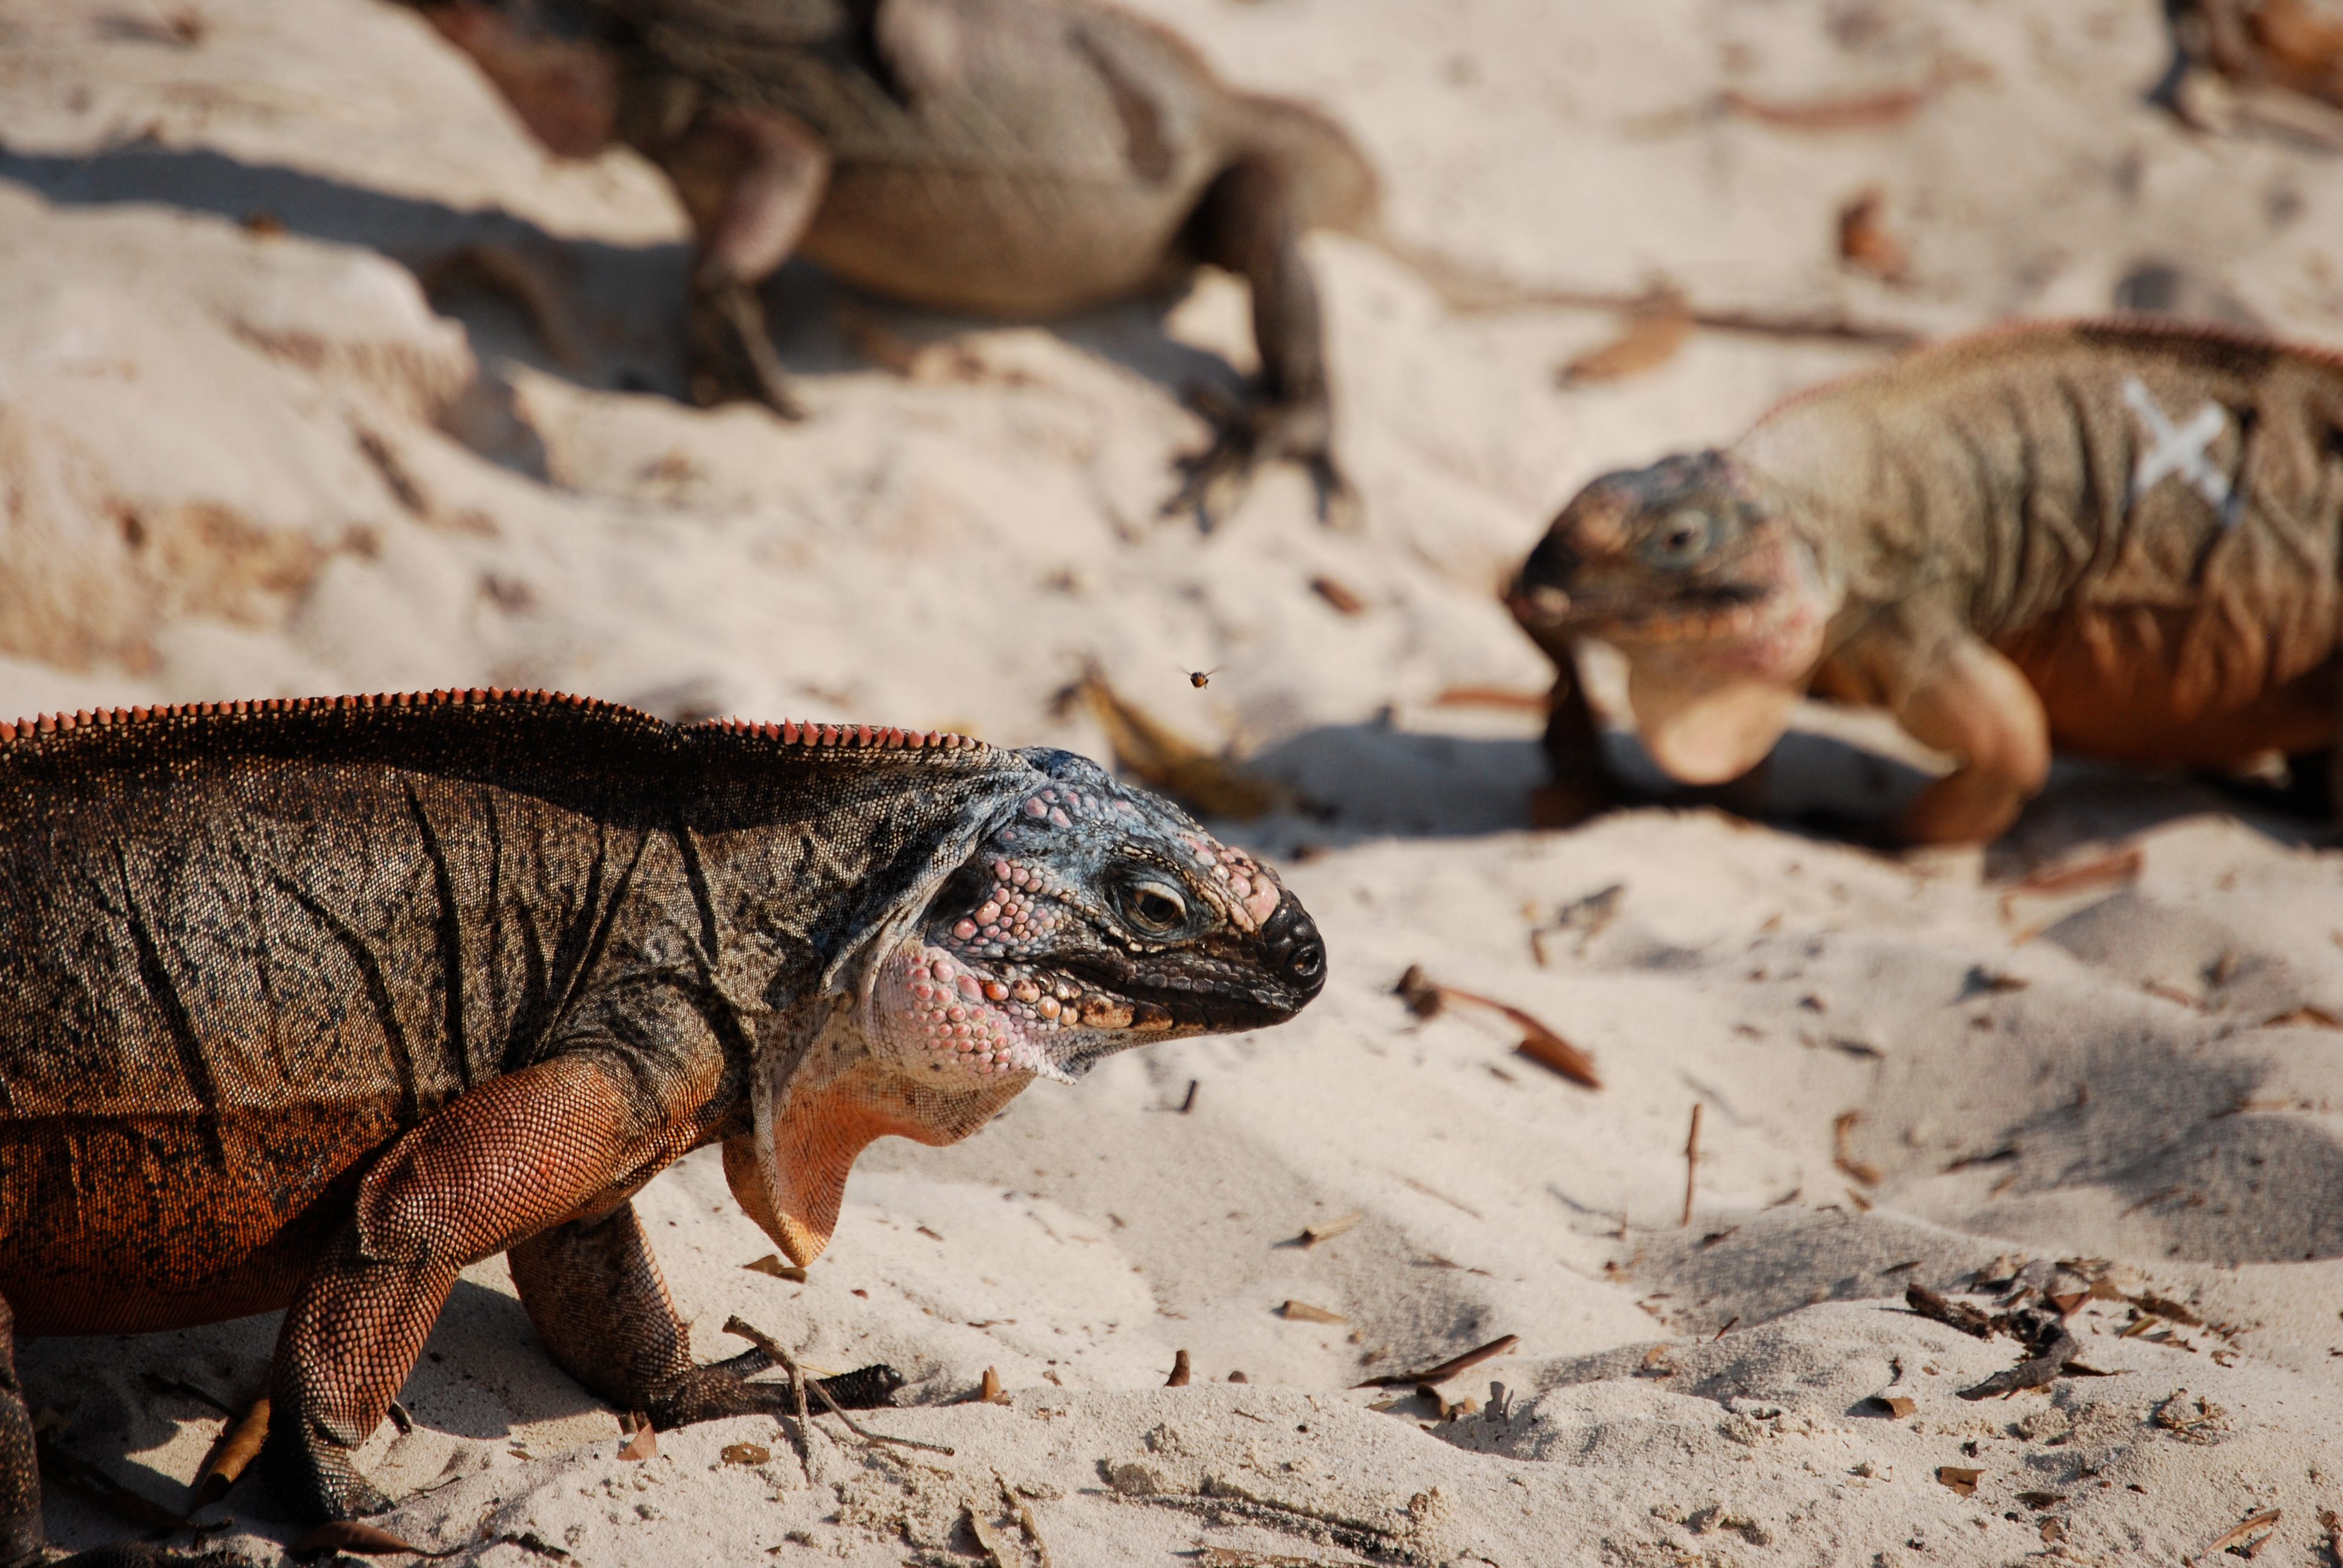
left=7, top=1, right=2343, bottom=1561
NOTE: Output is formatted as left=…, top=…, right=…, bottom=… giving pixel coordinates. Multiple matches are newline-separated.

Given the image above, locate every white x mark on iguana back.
left=2122, top=376, right=2237, bottom=524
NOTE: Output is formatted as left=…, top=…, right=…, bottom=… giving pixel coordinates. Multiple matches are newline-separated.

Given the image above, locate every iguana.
left=407, top=0, right=1378, bottom=526
left=1509, top=319, right=2343, bottom=844
left=0, top=688, right=1325, bottom=1564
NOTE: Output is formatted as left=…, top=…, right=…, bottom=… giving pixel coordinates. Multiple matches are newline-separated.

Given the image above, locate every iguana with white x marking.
left=1511, top=320, right=2343, bottom=843
left=0, top=688, right=1323, bottom=1564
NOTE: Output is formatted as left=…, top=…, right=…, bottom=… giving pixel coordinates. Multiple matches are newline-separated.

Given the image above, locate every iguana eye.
left=1643, top=508, right=1716, bottom=567
left=1115, top=877, right=1189, bottom=936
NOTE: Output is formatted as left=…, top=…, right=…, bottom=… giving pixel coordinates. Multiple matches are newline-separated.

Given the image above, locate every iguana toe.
left=1164, top=393, right=1349, bottom=532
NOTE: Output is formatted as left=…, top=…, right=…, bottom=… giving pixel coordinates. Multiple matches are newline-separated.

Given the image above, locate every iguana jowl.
left=1511, top=320, right=2343, bottom=844
left=0, top=688, right=1324, bottom=1564
left=411, top=0, right=1378, bottom=524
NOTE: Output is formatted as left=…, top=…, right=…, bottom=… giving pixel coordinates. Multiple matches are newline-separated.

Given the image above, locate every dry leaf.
left=980, top=1366, right=1009, bottom=1404
left=1430, top=685, right=1548, bottom=713
left=719, top=1442, right=770, bottom=1466
left=1999, top=845, right=2143, bottom=916
left=2017, top=1491, right=2068, bottom=1509
left=2261, top=1004, right=2343, bottom=1029
left=1558, top=292, right=1693, bottom=385
left=1164, top=1350, right=1191, bottom=1388
left=744, top=1253, right=808, bottom=1283
left=1279, top=1299, right=1348, bottom=1325
left=1869, top=1391, right=1916, bottom=1417
left=1308, top=575, right=1366, bottom=615
left=1936, top=1465, right=1982, bottom=1497
left=292, top=1520, right=454, bottom=1557
left=1720, top=79, right=1935, bottom=131
left=1397, top=970, right=1601, bottom=1087
left=617, top=1412, right=657, bottom=1462
left=1837, top=187, right=1910, bottom=282
left=1832, top=1111, right=1883, bottom=1186
left=2190, top=1508, right=2280, bottom=1564
left=1076, top=669, right=1282, bottom=820
left=190, top=1395, right=269, bottom=1510
left=1298, top=1211, right=1363, bottom=1248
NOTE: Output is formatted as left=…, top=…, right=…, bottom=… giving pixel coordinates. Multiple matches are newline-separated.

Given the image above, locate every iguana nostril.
left=1260, top=898, right=1326, bottom=993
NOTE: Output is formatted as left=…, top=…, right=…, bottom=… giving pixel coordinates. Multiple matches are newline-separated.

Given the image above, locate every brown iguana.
left=407, top=0, right=1378, bottom=526
left=0, top=688, right=1324, bottom=1563
left=1509, top=319, right=2343, bottom=844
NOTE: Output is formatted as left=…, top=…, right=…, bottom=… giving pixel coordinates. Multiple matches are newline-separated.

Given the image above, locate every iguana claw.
left=1164, top=385, right=1355, bottom=532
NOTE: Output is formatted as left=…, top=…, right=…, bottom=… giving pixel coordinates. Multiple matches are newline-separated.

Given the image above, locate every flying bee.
left=1184, top=667, right=1224, bottom=689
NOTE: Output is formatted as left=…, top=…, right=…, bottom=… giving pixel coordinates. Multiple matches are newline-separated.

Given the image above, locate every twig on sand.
left=1681, top=1103, right=1703, bottom=1227
left=1903, top=1285, right=2099, bottom=1400
left=724, top=1315, right=955, bottom=1459
left=2187, top=1509, right=2281, bottom=1566
left=1393, top=965, right=1601, bottom=1088
left=1354, top=1333, right=1519, bottom=1389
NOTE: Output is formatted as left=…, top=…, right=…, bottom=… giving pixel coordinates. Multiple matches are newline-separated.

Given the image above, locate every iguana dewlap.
left=1510, top=320, right=2343, bottom=844
left=0, top=689, right=1323, bottom=1561
left=411, top=0, right=1378, bottom=525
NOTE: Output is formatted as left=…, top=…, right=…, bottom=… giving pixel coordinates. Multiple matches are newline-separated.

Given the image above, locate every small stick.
left=1354, top=1333, right=1519, bottom=1389
left=723, top=1316, right=955, bottom=1457
left=2188, top=1509, right=2281, bottom=1566
left=1178, top=1079, right=1199, bottom=1114
left=1681, top=1103, right=1703, bottom=1227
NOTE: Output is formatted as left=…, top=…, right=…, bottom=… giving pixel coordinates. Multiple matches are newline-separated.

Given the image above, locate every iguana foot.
left=686, top=279, right=805, bottom=420
left=1163, top=386, right=1356, bottom=532
left=643, top=1350, right=906, bottom=1426
left=258, top=1422, right=392, bottom=1524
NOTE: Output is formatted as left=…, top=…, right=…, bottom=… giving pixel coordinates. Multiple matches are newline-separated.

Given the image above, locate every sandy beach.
left=6, top=1, right=2343, bottom=1561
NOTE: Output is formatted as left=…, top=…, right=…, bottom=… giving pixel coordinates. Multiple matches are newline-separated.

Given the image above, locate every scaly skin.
left=1511, top=319, right=2343, bottom=844
left=0, top=688, right=1324, bottom=1561
left=410, top=0, right=1380, bottom=526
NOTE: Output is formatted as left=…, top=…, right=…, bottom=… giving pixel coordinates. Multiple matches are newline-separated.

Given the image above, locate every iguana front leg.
left=657, top=103, right=831, bottom=418
left=1877, top=634, right=2052, bottom=846
left=509, top=1202, right=821, bottom=1427
left=1168, top=157, right=1355, bottom=530
left=263, top=1054, right=690, bottom=1520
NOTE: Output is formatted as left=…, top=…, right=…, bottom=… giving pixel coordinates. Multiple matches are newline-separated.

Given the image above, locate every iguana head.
left=1508, top=449, right=1831, bottom=785
left=729, top=745, right=1325, bottom=1264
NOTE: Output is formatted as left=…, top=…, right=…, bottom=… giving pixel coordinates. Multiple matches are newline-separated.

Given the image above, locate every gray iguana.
left=410, top=0, right=1378, bottom=525
left=1510, top=319, right=2343, bottom=844
left=0, top=688, right=1324, bottom=1564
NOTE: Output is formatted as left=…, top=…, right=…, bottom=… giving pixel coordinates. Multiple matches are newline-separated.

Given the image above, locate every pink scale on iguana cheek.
left=871, top=943, right=1067, bottom=1083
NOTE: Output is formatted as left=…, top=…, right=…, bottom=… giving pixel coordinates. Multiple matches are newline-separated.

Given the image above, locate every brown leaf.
left=719, top=1442, right=770, bottom=1466
left=292, top=1520, right=456, bottom=1557
left=1936, top=1465, right=1982, bottom=1497
left=1833, top=1110, right=1883, bottom=1186
left=617, top=1412, right=657, bottom=1462
left=191, top=1395, right=269, bottom=1510
left=2262, top=1004, right=2343, bottom=1030
left=1076, top=670, right=1282, bottom=820
left=1837, top=188, right=1910, bottom=282
left=1308, top=575, right=1366, bottom=615
left=1558, top=292, right=1693, bottom=385
left=1279, top=1299, right=1348, bottom=1325
left=2191, top=1508, right=2281, bottom=1564
left=980, top=1366, right=1009, bottom=1403
left=1430, top=685, right=1548, bottom=713
left=1298, top=1211, right=1363, bottom=1248
left=1164, top=1349, right=1191, bottom=1388
left=2000, top=845, right=2143, bottom=915
left=1720, top=80, right=1934, bottom=131
left=744, top=1253, right=808, bottom=1283
left=2018, top=1491, right=2068, bottom=1509
left=1868, top=1393, right=1916, bottom=1417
